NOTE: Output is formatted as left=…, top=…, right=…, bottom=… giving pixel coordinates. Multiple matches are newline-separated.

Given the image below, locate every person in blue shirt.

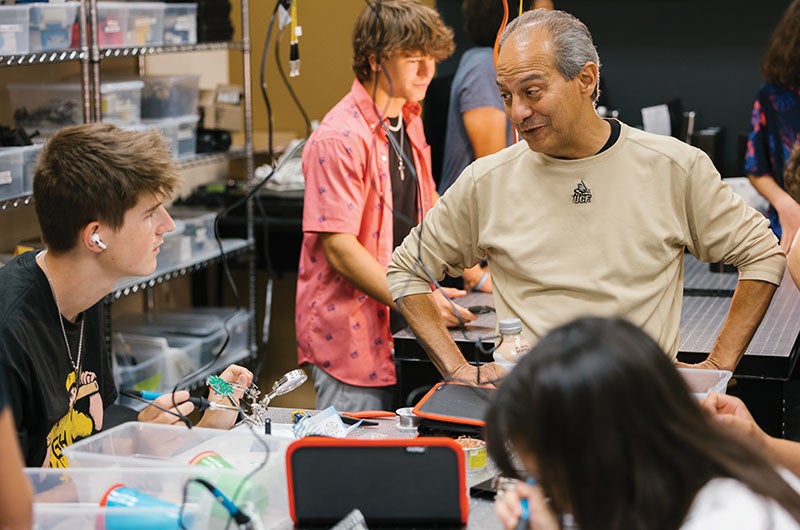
left=439, top=0, right=544, bottom=195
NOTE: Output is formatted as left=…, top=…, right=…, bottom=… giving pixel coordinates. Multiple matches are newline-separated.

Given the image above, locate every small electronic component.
left=207, top=375, right=235, bottom=397
left=291, top=409, right=309, bottom=423
left=212, top=369, right=308, bottom=428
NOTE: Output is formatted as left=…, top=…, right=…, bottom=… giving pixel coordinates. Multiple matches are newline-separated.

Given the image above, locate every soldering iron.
left=124, top=390, right=241, bottom=412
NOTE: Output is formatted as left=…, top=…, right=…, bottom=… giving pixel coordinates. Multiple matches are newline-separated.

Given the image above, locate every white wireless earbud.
left=91, top=233, right=108, bottom=250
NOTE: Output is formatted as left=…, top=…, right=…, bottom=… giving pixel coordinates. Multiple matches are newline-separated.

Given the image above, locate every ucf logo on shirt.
left=572, top=180, right=592, bottom=204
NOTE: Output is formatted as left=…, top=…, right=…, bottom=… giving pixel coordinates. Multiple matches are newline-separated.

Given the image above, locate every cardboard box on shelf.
left=199, top=84, right=243, bottom=131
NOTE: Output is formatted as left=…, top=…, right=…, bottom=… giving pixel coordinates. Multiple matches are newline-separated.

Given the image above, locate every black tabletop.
left=393, top=256, right=800, bottom=381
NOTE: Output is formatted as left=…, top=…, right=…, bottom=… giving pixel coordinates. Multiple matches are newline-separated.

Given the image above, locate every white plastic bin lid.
left=99, top=80, right=145, bottom=92
left=0, top=5, right=31, bottom=13
left=0, top=147, right=24, bottom=163
left=8, top=80, right=144, bottom=93
left=143, top=114, right=200, bottom=127
left=113, top=2, right=168, bottom=9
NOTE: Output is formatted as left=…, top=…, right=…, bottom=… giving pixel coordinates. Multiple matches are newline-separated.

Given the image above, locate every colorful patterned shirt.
left=296, top=80, right=438, bottom=387
left=745, top=82, right=800, bottom=238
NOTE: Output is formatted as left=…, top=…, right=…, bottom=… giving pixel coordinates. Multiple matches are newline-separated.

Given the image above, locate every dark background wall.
left=435, top=0, right=789, bottom=177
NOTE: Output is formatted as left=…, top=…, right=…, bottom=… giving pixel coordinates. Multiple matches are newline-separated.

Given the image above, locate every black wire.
left=170, top=143, right=305, bottom=399
left=361, top=0, right=499, bottom=388
left=165, top=140, right=307, bottom=427
left=174, top=391, right=272, bottom=530
left=175, top=0, right=308, bottom=422
left=275, top=25, right=312, bottom=138
left=251, top=195, right=273, bottom=380
left=260, top=1, right=282, bottom=162
left=219, top=402, right=272, bottom=530
left=165, top=295, right=237, bottom=429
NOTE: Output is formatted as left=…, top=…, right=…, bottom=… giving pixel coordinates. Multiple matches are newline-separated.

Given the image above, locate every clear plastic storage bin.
left=99, top=79, right=145, bottom=124
left=96, top=2, right=129, bottom=47
left=62, top=422, right=293, bottom=525
left=0, top=147, right=24, bottom=201
left=112, top=332, right=203, bottom=393
left=164, top=3, right=197, bottom=45
left=97, top=2, right=167, bottom=47
left=8, top=80, right=144, bottom=136
left=26, top=467, right=214, bottom=530
left=677, top=367, right=732, bottom=399
left=146, top=114, right=198, bottom=159
left=0, top=5, right=30, bottom=55
left=140, top=75, right=200, bottom=119
left=28, top=2, right=79, bottom=51
left=126, top=1, right=166, bottom=46
left=167, top=206, right=218, bottom=253
left=19, top=143, right=42, bottom=195
left=114, top=307, right=250, bottom=365
left=157, top=218, right=190, bottom=269
left=64, top=422, right=291, bottom=472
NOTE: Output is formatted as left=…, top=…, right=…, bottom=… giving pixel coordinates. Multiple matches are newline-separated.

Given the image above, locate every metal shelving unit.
left=0, top=148, right=249, bottom=211
left=106, top=239, right=253, bottom=302
left=0, top=49, right=85, bottom=67
left=85, top=0, right=259, bottom=385
left=0, top=195, right=33, bottom=212
left=176, top=147, right=247, bottom=171
left=1, top=0, right=257, bottom=390
left=98, top=41, right=243, bottom=58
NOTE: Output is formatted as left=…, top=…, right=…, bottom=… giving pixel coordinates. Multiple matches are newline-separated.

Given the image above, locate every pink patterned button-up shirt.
left=295, top=80, right=438, bottom=387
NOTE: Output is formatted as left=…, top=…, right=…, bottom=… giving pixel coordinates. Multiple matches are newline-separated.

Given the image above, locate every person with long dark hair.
left=487, top=317, right=800, bottom=530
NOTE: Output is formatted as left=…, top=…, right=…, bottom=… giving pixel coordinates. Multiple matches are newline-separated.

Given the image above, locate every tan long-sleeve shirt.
left=388, top=123, right=785, bottom=357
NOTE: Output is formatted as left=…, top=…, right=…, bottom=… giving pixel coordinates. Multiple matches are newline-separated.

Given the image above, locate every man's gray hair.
left=499, top=9, right=601, bottom=102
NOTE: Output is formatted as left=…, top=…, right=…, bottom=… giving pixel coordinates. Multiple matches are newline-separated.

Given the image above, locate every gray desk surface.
left=264, top=407, right=502, bottom=530
left=393, top=292, right=495, bottom=344
left=683, top=253, right=738, bottom=295
left=394, top=256, right=800, bottom=380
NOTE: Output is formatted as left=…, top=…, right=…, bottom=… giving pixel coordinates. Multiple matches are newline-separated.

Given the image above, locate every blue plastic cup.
left=101, top=484, right=192, bottom=530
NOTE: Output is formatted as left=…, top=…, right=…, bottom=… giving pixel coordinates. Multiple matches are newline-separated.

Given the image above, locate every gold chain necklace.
left=39, top=250, right=84, bottom=380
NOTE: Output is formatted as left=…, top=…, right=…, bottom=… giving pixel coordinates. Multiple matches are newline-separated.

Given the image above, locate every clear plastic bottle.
left=492, top=318, right=531, bottom=373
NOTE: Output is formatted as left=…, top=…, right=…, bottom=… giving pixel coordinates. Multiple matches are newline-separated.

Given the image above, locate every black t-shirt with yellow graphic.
left=0, top=251, right=117, bottom=467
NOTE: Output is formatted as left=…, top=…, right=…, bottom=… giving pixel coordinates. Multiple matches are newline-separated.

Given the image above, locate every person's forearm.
left=789, top=234, right=800, bottom=289
left=463, top=107, right=509, bottom=159
left=397, top=292, right=469, bottom=377
left=322, top=233, right=396, bottom=309
left=708, top=279, right=777, bottom=371
left=765, top=436, right=800, bottom=478
left=748, top=174, right=793, bottom=211
left=0, top=410, right=32, bottom=529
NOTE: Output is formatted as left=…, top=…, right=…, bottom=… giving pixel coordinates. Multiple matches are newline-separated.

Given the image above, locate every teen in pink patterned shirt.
left=295, top=0, right=475, bottom=411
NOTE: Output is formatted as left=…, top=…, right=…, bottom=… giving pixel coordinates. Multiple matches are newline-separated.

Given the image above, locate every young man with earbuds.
left=0, top=123, right=253, bottom=467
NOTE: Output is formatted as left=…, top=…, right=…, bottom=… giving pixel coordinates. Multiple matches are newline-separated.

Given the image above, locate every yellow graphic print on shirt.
left=44, top=370, right=104, bottom=468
